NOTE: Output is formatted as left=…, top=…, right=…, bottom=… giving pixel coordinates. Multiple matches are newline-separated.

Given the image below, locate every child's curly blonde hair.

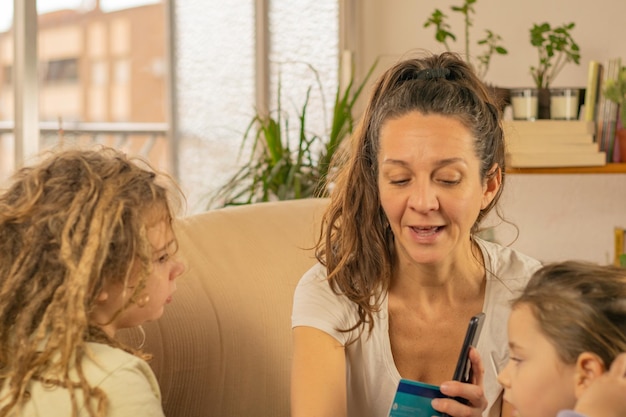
left=0, top=147, right=182, bottom=417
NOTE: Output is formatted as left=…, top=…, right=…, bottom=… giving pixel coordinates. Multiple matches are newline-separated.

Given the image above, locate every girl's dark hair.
left=514, top=261, right=626, bottom=368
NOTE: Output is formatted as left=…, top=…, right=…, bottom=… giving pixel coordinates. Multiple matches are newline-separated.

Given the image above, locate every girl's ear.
left=96, top=289, right=109, bottom=303
left=574, top=352, right=606, bottom=398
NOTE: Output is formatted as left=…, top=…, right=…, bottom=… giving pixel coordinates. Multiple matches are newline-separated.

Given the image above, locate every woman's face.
left=377, top=111, right=499, bottom=267
left=497, top=304, right=577, bottom=417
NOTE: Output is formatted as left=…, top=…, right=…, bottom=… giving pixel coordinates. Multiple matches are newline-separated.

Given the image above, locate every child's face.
left=94, top=219, right=185, bottom=335
left=497, top=304, right=577, bottom=417
left=120, top=219, right=185, bottom=326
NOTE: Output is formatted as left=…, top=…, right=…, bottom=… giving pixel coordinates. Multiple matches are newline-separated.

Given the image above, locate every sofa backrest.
left=119, top=198, right=328, bottom=417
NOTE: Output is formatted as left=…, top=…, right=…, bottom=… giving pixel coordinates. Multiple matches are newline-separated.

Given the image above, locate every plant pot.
left=537, top=87, right=551, bottom=119
left=616, top=128, right=626, bottom=163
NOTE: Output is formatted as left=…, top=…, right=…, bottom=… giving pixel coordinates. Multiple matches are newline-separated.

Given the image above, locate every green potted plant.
left=528, top=22, right=581, bottom=119
left=423, top=0, right=508, bottom=81
left=603, top=65, right=626, bottom=162
left=207, top=61, right=377, bottom=208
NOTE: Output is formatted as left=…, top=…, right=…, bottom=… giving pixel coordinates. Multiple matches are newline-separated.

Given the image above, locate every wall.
left=351, top=0, right=626, bottom=263
left=487, top=173, right=626, bottom=264
left=353, top=0, right=626, bottom=89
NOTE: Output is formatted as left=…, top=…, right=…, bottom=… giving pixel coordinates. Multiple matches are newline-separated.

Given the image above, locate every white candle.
left=550, top=88, right=580, bottom=120
left=511, top=88, right=538, bottom=120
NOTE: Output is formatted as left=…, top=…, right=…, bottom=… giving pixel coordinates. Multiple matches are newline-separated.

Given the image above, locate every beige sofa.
left=119, top=198, right=328, bottom=417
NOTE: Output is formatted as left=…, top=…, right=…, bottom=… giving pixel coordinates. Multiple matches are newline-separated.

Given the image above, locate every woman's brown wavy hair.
left=0, top=147, right=182, bottom=417
left=316, top=52, right=506, bottom=338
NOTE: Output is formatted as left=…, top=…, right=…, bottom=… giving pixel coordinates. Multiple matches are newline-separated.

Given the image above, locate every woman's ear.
left=481, top=164, right=502, bottom=209
left=574, top=352, right=606, bottom=399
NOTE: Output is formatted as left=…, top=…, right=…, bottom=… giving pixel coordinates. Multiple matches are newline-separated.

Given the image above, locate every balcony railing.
left=0, top=121, right=170, bottom=183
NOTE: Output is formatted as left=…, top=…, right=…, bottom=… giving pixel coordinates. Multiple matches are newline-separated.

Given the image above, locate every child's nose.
left=497, top=360, right=511, bottom=388
left=171, top=258, right=186, bottom=280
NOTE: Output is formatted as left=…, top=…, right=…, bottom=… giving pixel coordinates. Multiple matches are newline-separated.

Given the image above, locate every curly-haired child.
left=0, top=148, right=186, bottom=417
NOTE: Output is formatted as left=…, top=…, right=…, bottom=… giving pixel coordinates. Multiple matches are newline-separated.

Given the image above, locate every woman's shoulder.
left=297, top=262, right=328, bottom=285
left=294, top=262, right=343, bottom=307
left=477, top=238, right=542, bottom=282
left=292, top=263, right=360, bottom=344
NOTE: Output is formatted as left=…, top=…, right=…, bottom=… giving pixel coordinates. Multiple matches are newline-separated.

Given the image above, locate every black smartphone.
left=441, top=313, right=486, bottom=417
left=451, top=312, right=486, bottom=383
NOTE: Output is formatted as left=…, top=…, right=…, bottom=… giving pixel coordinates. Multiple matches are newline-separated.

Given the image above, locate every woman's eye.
left=390, top=178, right=409, bottom=185
left=436, top=177, right=461, bottom=185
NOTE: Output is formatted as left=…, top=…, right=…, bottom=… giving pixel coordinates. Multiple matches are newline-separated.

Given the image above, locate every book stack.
left=503, top=120, right=606, bottom=168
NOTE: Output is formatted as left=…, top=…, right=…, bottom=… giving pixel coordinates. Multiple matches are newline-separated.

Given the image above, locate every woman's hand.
left=431, top=347, right=488, bottom=417
left=573, top=352, right=626, bottom=417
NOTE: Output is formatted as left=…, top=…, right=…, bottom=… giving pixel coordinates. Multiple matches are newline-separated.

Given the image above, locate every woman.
left=0, top=148, right=186, bottom=416
left=291, top=52, right=541, bottom=417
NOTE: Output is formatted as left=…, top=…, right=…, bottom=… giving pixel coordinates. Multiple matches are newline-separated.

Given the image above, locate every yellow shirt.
left=3, top=342, right=164, bottom=417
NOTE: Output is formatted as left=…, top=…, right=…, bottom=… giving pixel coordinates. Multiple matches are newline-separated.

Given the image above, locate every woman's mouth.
left=409, top=226, right=443, bottom=236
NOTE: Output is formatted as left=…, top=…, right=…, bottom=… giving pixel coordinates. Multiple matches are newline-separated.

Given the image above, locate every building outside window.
left=0, top=0, right=339, bottom=214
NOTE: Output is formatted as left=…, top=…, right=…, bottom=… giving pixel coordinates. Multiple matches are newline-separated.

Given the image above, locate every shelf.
left=506, top=163, right=626, bottom=174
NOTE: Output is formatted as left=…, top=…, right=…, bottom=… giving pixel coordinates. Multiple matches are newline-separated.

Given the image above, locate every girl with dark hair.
left=498, top=261, right=626, bottom=417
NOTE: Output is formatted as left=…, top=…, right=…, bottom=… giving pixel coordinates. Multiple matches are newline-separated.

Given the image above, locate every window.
left=1, top=65, right=9, bottom=84
left=43, top=58, right=79, bottom=83
left=174, top=0, right=339, bottom=212
left=2, top=0, right=341, bottom=211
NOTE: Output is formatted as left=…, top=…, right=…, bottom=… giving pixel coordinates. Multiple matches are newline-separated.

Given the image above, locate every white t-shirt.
left=3, top=343, right=164, bottom=417
left=292, top=238, right=542, bottom=417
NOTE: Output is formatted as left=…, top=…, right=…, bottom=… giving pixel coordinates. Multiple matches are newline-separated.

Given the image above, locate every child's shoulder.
left=84, top=343, right=153, bottom=380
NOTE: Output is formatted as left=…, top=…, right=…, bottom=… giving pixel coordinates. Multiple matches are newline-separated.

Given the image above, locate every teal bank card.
left=388, top=379, right=446, bottom=417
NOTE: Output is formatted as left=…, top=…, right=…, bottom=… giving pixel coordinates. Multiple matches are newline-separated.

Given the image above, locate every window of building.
left=43, top=58, right=79, bottom=83
left=2, top=65, right=10, bottom=84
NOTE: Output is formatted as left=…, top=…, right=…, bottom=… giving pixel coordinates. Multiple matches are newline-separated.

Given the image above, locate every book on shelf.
left=506, top=141, right=599, bottom=154
left=505, top=151, right=607, bottom=168
left=504, top=120, right=596, bottom=155
left=503, top=120, right=606, bottom=168
left=583, top=60, right=602, bottom=122
left=506, top=133, right=595, bottom=146
left=596, top=57, right=622, bottom=162
left=503, top=120, right=595, bottom=136
left=615, top=227, right=625, bottom=267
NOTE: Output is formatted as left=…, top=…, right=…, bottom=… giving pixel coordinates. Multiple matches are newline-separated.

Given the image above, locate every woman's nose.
left=407, top=181, right=439, bottom=212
